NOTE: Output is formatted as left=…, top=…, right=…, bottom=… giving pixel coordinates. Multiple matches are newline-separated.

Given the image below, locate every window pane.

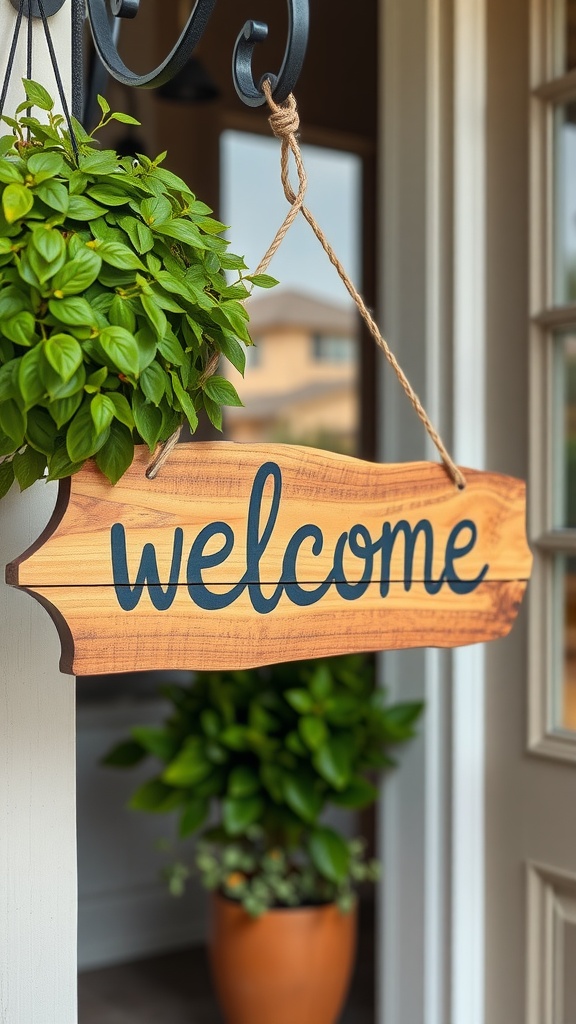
left=553, top=331, right=576, bottom=527
left=555, top=0, right=576, bottom=73
left=553, top=103, right=576, bottom=305
left=220, top=131, right=361, bottom=455
left=553, top=555, right=576, bottom=732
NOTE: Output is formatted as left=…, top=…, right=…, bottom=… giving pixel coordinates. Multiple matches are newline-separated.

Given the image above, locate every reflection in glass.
left=220, top=132, right=361, bottom=455
left=555, top=555, right=576, bottom=731
left=553, top=332, right=576, bottom=527
left=555, top=0, right=576, bottom=73
left=554, top=104, right=576, bottom=305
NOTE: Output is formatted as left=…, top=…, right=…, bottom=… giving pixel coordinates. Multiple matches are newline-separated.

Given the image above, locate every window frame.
left=528, top=0, right=576, bottom=760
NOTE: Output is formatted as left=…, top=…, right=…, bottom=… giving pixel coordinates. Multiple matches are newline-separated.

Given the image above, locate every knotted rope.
left=255, top=80, right=466, bottom=490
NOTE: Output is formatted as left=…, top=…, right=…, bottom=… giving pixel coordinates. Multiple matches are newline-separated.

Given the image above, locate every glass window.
left=312, top=334, right=355, bottom=363
left=220, top=131, right=362, bottom=455
left=554, top=103, right=576, bottom=305
left=555, top=0, right=576, bottom=73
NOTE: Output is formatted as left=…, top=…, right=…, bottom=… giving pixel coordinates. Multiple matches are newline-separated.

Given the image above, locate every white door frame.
left=0, top=6, right=78, bottom=1022
left=377, top=0, right=487, bottom=1021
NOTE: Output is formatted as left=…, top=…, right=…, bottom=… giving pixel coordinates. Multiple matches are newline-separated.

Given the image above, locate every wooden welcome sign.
left=5, top=443, right=532, bottom=675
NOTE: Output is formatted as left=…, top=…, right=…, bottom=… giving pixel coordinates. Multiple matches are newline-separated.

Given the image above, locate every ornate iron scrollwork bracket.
left=85, top=0, right=309, bottom=107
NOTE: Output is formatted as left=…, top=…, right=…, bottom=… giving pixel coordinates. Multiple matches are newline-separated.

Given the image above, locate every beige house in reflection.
left=225, top=289, right=359, bottom=453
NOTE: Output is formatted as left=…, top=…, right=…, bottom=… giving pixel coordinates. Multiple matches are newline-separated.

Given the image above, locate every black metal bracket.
left=84, top=0, right=309, bottom=106
left=9, top=0, right=66, bottom=15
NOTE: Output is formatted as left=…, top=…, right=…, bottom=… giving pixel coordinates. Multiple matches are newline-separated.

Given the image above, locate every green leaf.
left=282, top=774, right=323, bottom=824
left=0, top=358, right=20, bottom=400
left=157, top=331, right=185, bottom=366
left=22, top=79, right=54, bottom=111
left=32, top=226, right=65, bottom=264
left=203, top=375, right=243, bottom=408
left=52, top=249, right=102, bottom=295
left=93, top=420, right=134, bottom=484
left=0, top=459, right=14, bottom=498
left=217, top=333, right=246, bottom=376
left=48, top=296, right=97, bottom=327
left=86, top=184, right=129, bottom=208
left=154, top=219, right=206, bottom=248
left=108, top=294, right=136, bottom=333
left=101, top=739, right=146, bottom=767
left=201, top=394, right=222, bottom=431
left=109, top=111, right=141, bottom=126
left=299, top=716, right=328, bottom=752
left=310, top=664, right=333, bottom=701
left=163, top=737, right=211, bottom=787
left=179, top=798, right=209, bottom=838
left=118, top=215, right=154, bottom=254
left=171, top=373, right=198, bottom=432
left=34, top=179, right=68, bottom=214
left=96, top=241, right=146, bottom=271
left=25, top=406, right=57, bottom=454
left=140, top=196, right=172, bottom=226
left=129, top=779, right=180, bottom=813
left=66, top=400, right=106, bottom=462
left=18, top=345, right=45, bottom=407
left=0, top=161, right=23, bottom=184
left=48, top=392, right=83, bottom=429
left=222, top=796, right=263, bottom=836
left=1, top=311, right=36, bottom=347
left=90, top=392, right=115, bottom=434
left=46, top=443, right=84, bottom=481
left=98, top=325, right=140, bottom=376
left=130, top=726, right=178, bottom=762
left=79, top=149, right=119, bottom=175
left=228, top=766, right=260, bottom=798
left=105, top=391, right=134, bottom=428
left=132, top=390, right=163, bottom=450
left=12, top=445, right=46, bottom=490
left=313, top=735, right=352, bottom=790
left=285, top=688, right=314, bottom=714
left=140, top=362, right=166, bottom=405
left=308, top=826, right=351, bottom=884
left=140, top=293, right=167, bottom=340
left=66, top=195, right=105, bottom=220
left=331, top=777, right=378, bottom=809
left=135, top=325, right=157, bottom=372
left=27, top=151, right=64, bottom=181
left=44, top=333, right=83, bottom=381
left=0, top=399, right=25, bottom=445
left=2, top=183, right=33, bottom=223
left=246, top=273, right=279, bottom=289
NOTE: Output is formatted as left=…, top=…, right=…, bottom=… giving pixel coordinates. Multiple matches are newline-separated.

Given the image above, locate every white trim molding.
left=451, top=1, right=487, bottom=1024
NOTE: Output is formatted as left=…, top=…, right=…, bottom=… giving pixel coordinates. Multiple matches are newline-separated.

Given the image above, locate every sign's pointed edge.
left=5, top=477, right=71, bottom=587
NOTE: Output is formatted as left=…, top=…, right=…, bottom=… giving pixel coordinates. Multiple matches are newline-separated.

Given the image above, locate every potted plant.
left=104, top=655, right=423, bottom=1024
left=0, top=79, right=274, bottom=498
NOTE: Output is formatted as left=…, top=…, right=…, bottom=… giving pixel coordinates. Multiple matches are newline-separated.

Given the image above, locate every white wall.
left=0, top=5, right=77, bottom=1022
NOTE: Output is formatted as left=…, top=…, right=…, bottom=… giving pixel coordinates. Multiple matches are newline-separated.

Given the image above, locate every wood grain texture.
left=5, top=443, right=533, bottom=675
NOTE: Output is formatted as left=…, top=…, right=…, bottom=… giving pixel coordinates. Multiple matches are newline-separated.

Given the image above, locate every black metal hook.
left=233, top=2, right=309, bottom=107
left=85, top=0, right=217, bottom=89
left=84, top=0, right=308, bottom=104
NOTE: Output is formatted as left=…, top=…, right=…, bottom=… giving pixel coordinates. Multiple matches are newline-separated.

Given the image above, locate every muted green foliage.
left=104, top=655, right=423, bottom=915
left=0, top=81, right=274, bottom=492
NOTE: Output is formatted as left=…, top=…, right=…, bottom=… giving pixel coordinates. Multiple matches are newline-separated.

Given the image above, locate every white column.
left=377, top=0, right=454, bottom=1021
left=0, top=5, right=77, bottom=1023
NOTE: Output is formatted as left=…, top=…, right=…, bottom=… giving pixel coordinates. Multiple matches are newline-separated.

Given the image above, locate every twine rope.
left=256, top=80, right=466, bottom=490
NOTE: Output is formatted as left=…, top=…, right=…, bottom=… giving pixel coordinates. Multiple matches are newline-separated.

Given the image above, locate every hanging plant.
left=0, top=80, right=276, bottom=497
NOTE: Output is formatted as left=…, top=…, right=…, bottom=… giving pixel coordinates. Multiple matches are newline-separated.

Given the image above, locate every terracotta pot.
left=209, top=893, right=357, bottom=1024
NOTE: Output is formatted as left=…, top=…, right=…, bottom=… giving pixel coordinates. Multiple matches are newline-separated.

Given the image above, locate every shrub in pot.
left=0, top=80, right=273, bottom=497
left=105, top=655, right=423, bottom=1024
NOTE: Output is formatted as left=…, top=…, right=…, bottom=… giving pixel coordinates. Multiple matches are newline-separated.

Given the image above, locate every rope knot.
left=263, top=81, right=300, bottom=140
